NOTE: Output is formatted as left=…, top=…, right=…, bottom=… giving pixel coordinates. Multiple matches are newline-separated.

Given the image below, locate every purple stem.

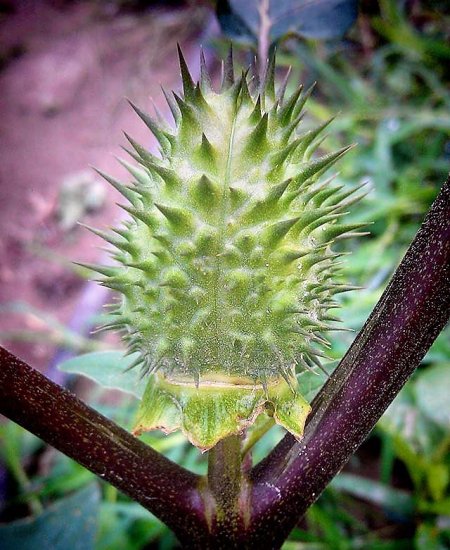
left=0, top=346, right=209, bottom=545
left=248, top=176, right=450, bottom=547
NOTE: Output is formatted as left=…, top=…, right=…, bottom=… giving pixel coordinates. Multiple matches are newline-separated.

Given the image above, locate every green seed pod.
left=87, top=48, right=367, bottom=450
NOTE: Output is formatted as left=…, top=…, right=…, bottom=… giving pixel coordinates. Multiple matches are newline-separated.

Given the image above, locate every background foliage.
left=0, top=1, right=449, bottom=548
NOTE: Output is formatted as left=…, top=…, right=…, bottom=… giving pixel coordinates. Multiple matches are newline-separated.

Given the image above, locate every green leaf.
left=415, top=522, right=450, bottom=550
left=418, top=498, right=450, bottom=516
left=424, top=329, right=450, bottom=363
left=426, top=463, right=449, bottom=503
left=379, top=383, right=442, bottom=460
left=0, top=484, right=100, bottom=550
left=414, top=364, right=450, bottom=429
left=58, top=351, right=143, bottom=398
left=331, top=473, right=415, bottom=517
left=297, top=362, right=336, bottom=402
left=217, top=0, right=358, bottom=46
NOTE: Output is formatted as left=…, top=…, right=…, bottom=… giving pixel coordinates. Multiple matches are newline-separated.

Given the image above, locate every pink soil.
left=0, top=0, right=214, bottom=370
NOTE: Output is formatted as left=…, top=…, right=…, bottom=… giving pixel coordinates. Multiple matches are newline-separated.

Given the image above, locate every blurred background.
left=0, top=0, right=449, bottom=548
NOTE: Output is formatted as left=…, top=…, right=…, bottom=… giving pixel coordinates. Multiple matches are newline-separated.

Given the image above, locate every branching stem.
left=0, top=347, right=208, bottom=545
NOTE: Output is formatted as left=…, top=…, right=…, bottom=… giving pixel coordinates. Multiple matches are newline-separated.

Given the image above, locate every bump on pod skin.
left=83, top=47, right=368, bottom=450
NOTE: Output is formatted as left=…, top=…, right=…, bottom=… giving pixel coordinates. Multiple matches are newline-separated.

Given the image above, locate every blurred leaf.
left=425, top=330, right=450, bottom=363
left=297, top=362, right=335, bottom=402
left=306, top=504, right=347, bottom=548
left=418, top=498, right=450, bottom=515
left=58, top=351, right=143, bottom=398
left=379, top=383, right=442, bottom=460
left=283, top=542, right=326, bottom=549
left=0, top=422, right=41, bottom=465
left=414, top=522, right=450, bottom=550
left=426, top=464, right=449, bottom=503
left=414, top=364, right=450, bottom=429
left=97, top=501, right=166, bottom=550
left=32, top=458, right=95, bottom=500
left=216, top=0, right=255, bottom=44
left=217, top=0, right=358, bottom=46
left=331, top=473, right=414, bottom=517
left=0, top=484, right=100, bottom=550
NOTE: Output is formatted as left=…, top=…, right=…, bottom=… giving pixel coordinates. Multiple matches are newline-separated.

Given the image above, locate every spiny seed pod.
left=84, top=48, right=368, bottom=450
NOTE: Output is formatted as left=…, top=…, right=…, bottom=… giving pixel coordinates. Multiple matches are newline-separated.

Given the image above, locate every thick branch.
left=249, top=176, right=450, bottom=548
left=0, top=347, right=208, bottom=545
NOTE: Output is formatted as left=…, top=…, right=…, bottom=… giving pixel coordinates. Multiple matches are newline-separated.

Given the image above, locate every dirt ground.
left=0, top=0, right=216, bottom=372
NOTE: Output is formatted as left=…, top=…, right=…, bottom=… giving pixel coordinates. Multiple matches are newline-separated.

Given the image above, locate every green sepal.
left=133, top=373, right=311, bottom=451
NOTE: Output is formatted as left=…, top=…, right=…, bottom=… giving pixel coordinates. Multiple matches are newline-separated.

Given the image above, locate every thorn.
left=246, top=112, right=268, bottom=150
left=333, top=190, right=371, bottom=212
left=321, top=222, right=372, bottom=242
left=304, top=354, right=329, bottom=377
left=200, top=132, right=216, bottom=164
left=298, top=356, right=321, bottom=376
left=228, top=186, right=248, bottom=208
left=277, top=66, right=292, bottom=105
left=279, top=85, right=303, bottom=125
left=199, top=46, right=212, bottom=92
left=114, top=156, right=150, bottom=187
left=239, top=69, right=252, bottom=106
left=118, top=204, right=156, bottom=229
left=154, top=203, right=194, bottom=232
left=230, top=70, right=245, bottom=106
left=266, top=178, right=292, bottom=202
left=264, top=216, right=301, bottom=244
left=304, top=133, right=328, bottom=160
left=221, top=43, right=234, bottom=90
left=177, top=43, right=195, bottom=99
left=138, top=361, right=153, bottom=380
left=279, top=366, right=296, bottom=393
left=302, top=177, right=342, bottom=206
left=78, top=223, right=129, bottom=251
left=293, top=145, right=355, bottom=189
left=283, top=111, right=306, bottom=141
left=126, top=100, right=172, bottom=153
left=123, top=132, right=160, bottom=166
left=74, top=262, right=117, bottom=277
left=194, top=174, right=220, bottom=207
left=261, top=47, right=276, bottom=102
left=292, top=81, right=316, bottom=120
left=329, top=284, right=364, bottom=295
left=249, top=95, right=262, bottom=123
left=271, top=138, right=302, bottom=167
left=141, top=159, right=179, bottom=188
left=173, top=92, right=199, bottom=127
left=123, top=355, right=145, bottom=373
left=193, top=83, right=211, bottom=112
left=121, top=145, right=141, bottom=165
left=161, top=85, right=181, bottom=125
left=250, top=55, right=260, bottom=93
left=293, top=117, right=336, bottom=161
left=150, top=97, right=168, bottom=128
left=92, top=167, right=139, bottom=206
left=326, top=181, right=371, bottom=207
left=278, top=247, right=311, bottom=264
